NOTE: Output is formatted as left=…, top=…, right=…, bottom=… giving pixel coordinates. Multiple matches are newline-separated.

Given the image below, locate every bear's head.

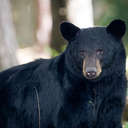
left=60, top=20, right=126, bottom=81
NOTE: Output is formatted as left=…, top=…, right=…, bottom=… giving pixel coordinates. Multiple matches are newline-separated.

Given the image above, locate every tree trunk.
left=0, top=0, right=18, bottom=70
left=36, top=0, right=52, bottom=49
left=66, top=0, right=94, bottom=28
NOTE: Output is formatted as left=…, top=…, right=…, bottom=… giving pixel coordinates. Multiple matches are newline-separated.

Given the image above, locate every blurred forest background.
left=1, top=0, right=128, bottom=69
left=1, top=0, right=128, bottom=126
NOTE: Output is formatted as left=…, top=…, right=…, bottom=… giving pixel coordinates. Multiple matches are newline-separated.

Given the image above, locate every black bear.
left=0, top=19, right=127, bottom=128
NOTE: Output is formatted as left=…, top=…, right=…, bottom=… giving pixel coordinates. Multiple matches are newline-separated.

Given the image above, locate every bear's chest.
left=56, top=87, right=104, bottom=128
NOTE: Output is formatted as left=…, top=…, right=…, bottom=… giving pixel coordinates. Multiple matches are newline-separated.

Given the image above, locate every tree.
left=67, top=0, right=94, bottom=28
left=0, top=0, right=18, bottom=70
left=36, top=0, right=52, bottom=49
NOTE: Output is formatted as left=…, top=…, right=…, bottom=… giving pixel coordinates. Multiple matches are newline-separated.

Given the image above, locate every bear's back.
left=0, top=58, right=54, bottom=90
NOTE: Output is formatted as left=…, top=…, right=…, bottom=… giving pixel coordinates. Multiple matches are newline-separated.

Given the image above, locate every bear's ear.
left=106, top=19, right=126, bottom=39
left=60, top=22, right=80, bottom=41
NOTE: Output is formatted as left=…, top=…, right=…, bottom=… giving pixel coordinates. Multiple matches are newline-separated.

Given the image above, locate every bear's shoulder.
left=0, top=59, right=52, bottom=88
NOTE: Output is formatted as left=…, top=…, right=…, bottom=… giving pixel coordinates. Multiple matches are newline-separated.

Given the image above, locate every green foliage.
left=124, top=122, right=128, bottom=128
left=51, top=44, right=66, bottom=57
left=51, top=48, right=59, bottom=57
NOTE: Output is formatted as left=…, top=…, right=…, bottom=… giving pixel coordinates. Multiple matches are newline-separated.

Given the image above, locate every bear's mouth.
left=82, top=58, right=102, bottom=80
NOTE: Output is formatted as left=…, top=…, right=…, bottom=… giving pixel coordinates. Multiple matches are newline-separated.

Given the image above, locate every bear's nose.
left=86, top=71, right=96, bottom=79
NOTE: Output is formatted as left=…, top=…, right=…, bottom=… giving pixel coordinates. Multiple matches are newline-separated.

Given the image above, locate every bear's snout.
left=83, top=56, right=102, bottom=79
left=85, top=67, right=97, bottom=79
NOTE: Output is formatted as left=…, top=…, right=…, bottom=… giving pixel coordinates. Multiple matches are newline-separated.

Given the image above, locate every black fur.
left=106, top=19, right=126, bottom=39
left=0, top=19, right=127, bottom=128
left=60, top=22, right=80, bottom=41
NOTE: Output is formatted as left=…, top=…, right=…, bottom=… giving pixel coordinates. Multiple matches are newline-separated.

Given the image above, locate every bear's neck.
left=64, top=51, right=84, bottom=80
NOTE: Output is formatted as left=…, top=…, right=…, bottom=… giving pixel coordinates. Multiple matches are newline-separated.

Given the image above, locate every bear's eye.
left=96, top=49, right=103, bottom=56
left=79, top=50, right=86, bottom=57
